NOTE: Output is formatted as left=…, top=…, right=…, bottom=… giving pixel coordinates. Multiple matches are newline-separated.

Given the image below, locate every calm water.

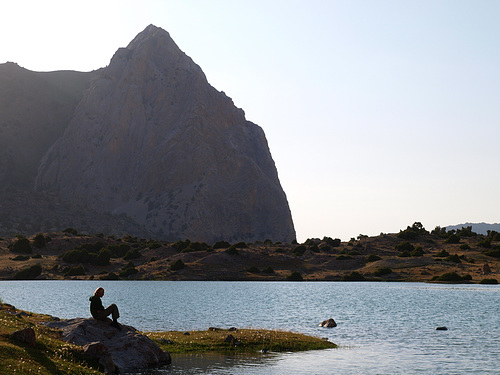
left=0, top=281, right=498, bottom=374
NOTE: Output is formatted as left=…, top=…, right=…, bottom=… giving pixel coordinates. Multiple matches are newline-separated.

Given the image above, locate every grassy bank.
left=0, top=303, right=101, bottom=374
left=147, top=328, right=337, bottom=353
left=0, top=303, right=336, bottom=374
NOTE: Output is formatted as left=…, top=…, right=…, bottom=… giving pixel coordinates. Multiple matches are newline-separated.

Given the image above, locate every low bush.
left=213, top=240, right=231, bottom=249
left=480, top=278, right=498, bottom=285
left=322, top=237, right=341, bottom=247
left=63, top=227, right=78, bottom=235
left=246, top=266, right=260, bottom=273
left=12, top=255, right=30, bottom=261
left=411, top=247, right=424, bottom=257
left=460, top=244, right=471, bottom=250
left=397, top=222, right=428, bottom=240
left=287, top=271, right=303, bottom=281
left=395, top=242, right=414, bottom=252
left=100, top=272, right=120, bottom=280
left=444, top=254, right=462, bottom=263
left=434, top=250, right=450, bottom=257
left=181, top=241, right=212, bottom=253
left=341, top=271, right=366, bottom=281
left=444, top=234, right=460, bottom=244
left=225, top=246, right=239, bottom=255
left=373, top=267, right=392, bottom=277
left=123, top=249, right=142, bottom=260
left=13, top=264, right=42, bottom=279
left=262, top=266, right=274, bottom=274
left=32, top=233, right=48, bottom=248
left=9, top=235, right=32, bottom=254
left=482, top=248, right=500, bottom=258
left=366, top=254, right=382, bottom=262
left=337, top=255, right=352, bottom=260
left=432, top=272, right=472, bottom=283
left=477, top=239, right=491, bottom=248
left=293, top=245, right=307, bottom=256
left=64, top=265, right=86, bottom=277
left=171, top=259, right=185, bottom=270
left=119, top=266, right=139, bottom=278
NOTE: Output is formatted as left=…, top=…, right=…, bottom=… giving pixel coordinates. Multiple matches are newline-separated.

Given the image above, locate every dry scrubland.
left=0, top=223, right=498, bottom=283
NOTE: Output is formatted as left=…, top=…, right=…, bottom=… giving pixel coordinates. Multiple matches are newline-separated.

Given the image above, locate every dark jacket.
left=89, top=295, right=104, bottom=318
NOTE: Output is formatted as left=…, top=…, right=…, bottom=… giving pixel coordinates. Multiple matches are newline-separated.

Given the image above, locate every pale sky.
left=1, top=0, right=499, bottom=242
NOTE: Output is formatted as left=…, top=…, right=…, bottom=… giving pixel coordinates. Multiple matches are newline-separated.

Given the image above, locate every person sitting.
left=89, top=287, right=121, bottom=330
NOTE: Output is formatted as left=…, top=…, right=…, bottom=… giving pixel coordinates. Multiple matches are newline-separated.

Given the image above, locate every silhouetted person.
left=89, top=287, right=121, bottom=330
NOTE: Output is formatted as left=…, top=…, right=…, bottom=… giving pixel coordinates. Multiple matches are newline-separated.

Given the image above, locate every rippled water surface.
left=0, top=281, right=498, bottom=374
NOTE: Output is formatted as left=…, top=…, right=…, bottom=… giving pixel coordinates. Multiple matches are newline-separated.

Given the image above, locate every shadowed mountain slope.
left=33, top=25, right=295, bottom=243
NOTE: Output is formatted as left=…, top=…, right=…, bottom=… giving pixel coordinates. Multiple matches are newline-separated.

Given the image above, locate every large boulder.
left=42, top=318, right=170, bottom=373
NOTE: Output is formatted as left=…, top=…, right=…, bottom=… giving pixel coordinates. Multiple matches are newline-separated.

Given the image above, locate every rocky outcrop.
left=11, top=327, right=36, bottom=346
left=35, top=24, right=295, bottom=243
left=41, top=318, right=171, bottom=373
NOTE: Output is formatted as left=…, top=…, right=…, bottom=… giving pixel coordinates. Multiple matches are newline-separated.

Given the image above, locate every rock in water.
left=41, top=318, right=170, bottom=373
left=36, top=25, right=295, bottom=243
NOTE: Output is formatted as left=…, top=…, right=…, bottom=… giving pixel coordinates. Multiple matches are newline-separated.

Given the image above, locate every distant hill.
left=445, top=222, right=500, bottom=235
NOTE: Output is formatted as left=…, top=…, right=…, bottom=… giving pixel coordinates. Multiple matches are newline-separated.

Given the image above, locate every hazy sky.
left=2, top=0, right=499, bottom=241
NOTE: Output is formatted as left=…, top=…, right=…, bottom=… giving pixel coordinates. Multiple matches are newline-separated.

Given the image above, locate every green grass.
left=0, top=304, right=102, bottom=374
left=146, top=328, right=337, bottom=354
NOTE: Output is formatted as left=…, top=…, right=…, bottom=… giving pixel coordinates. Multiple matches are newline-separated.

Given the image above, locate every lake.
left=0, top=281, right=498, bottom=374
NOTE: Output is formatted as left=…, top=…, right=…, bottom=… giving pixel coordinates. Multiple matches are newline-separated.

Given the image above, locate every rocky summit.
left=2, top=25, right=295, bottom=243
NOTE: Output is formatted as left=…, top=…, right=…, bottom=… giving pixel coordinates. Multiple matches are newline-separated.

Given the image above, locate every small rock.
left=183, top=331, right=190, bottom=335
left=224, top=334, right=242, bottom=346
left=436, top=326, right=448, bottom=331
left=208, top=327, right=220, bottom=331
left=319, top=318, right=337, bottom=328
left=15, top=311, right=29, bottom=317
left=261, top=348, right=269, bottom=353
left=83, top=342, right=116, bottom=375
left=11, top=327, right=36, bottom=346
left=228, top=327, right=238, bottom=332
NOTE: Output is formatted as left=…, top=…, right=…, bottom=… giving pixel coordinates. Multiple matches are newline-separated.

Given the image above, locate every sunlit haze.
left=2, top=0, right=499, bottom=242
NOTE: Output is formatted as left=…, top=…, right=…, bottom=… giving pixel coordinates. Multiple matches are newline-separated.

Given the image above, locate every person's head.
left=94, top=287, right=104, bottom=297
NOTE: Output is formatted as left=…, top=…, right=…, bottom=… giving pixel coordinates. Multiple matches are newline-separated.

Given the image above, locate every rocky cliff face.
left=35, top=25, right=295, bottom=243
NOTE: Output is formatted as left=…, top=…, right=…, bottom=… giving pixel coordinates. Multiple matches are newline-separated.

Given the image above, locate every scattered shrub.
left=366, top=254, right=381, bottom=262
left=173, top=239, right=191, bottom=252
left=480, top=278, right=498, bottom=285
left=477, top=239, right=491, bottom=248
left=323, top=237, right=341, bottom=247
left=348, top=250, right=361, bottom=256
left=100, top=272, right=120, bottom=280
left=181, top=242, right=212, bottom=253
left=13, top=264, right=42, bottom=280
left=262, top=266, right=274, bottom=274
left=64, top=265, right=86, bottom=277
left=397, top=222, right=428, bottom=240
left=287, top=271, right=303, bottom=281
left=12, top=255, right=30, bottom=261
left=434, top=250, right=450, bottom=258
left=459, top=244, right=471, bottom=250
left=411, top=247, right=424, bottom=257
left=225, top=246, right=239, bottom=255
left=171, top=259, right=185, bottom=270
left=106, top=243, right=130, bottom=258
left=213, top=240, right=231, bottom=249
left=61, top=249, right=93, bottom=264
left=147, top=241, right=161, bottom=249
left=337, top=255, right=352, bottom=260
left=373, top=267, right=392, bottom=277
left=444, top=234, right=460, bottom=244
left=9, top=236, right=32, bottom=254
left=341, top=271, right=366, bottom=281
left=119, top=266, right=138, bottom=278
left=33, top=233, right=47, bottom=248
left=395, top=242, right=414, bottom=252
left=233, top=242, right=248, bottom=248
left=32, top=254, right=42, bottom=259
left=482, top=248, right=500, bottom=258
left=93, top=249, right=111, bottom=266
left=63, top=228, right=78, bottom=235
left=444, top=254, right=462, bottom=263
left=432, top=272, right=472, bottom=283
left=293, top=245, right=307, bottom=256
left=398, top=251, right=411, bottom=258
left=123, top=249, right=142, bottom=260
left=246, top=266, right=260, bottom=273
left=310, top=244, right=320, bottom=253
